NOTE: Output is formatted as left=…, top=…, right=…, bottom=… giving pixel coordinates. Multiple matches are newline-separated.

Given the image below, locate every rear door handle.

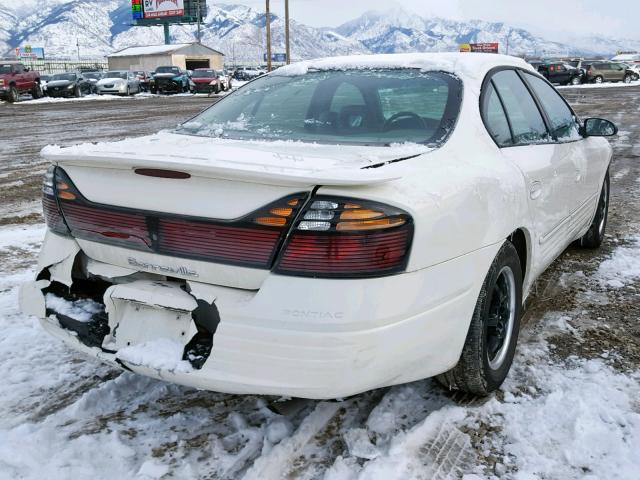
left=529, top=181, right=542, bottom=200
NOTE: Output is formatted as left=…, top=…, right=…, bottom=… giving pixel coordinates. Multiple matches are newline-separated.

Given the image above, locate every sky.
left=232, top=0, right=640, bottom=41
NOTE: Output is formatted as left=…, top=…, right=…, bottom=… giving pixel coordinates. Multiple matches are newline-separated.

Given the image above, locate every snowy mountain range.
left=1, top=1, right=639, bottom=62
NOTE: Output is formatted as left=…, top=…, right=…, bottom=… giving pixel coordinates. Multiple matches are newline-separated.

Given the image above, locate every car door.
left=556, top=64, right=569, bottom=84
left=485, top=68, right=579, bottom=273
left=611, top=63, right=626, bottom=81
left=520, top=71, right=605, bottom=236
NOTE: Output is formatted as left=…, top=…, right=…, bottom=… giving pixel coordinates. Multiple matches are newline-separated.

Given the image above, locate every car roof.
left=275, top=53, right=532, bottom=88
left=276, top=53, right=531, bottom=72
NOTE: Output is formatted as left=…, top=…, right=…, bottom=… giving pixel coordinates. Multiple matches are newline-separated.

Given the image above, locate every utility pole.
left=196, top=0, right=201, bottom=43
left=285, top=0, right=290, bottom=64
left=163, top=23, right=170, bottom=45
left=265, top=0, right=272, bottom=72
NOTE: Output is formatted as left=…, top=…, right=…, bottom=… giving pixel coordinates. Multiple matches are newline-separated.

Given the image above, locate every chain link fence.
left=14, top=59, right=108, bottom=74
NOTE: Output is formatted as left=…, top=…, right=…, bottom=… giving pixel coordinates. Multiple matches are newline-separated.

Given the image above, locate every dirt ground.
left=0, top=95, right=216, bottom=225
left=0, top=86, right=638, bottom=479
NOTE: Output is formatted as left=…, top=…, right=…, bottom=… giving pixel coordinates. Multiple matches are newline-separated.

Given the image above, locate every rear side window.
left=522, top=73, right=580, bottom=141
left=491, top=70, right=549, bottom=145
left=482, top=83, right=513, bottom=147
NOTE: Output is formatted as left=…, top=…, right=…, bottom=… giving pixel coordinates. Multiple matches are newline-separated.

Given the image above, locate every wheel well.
left=508, top=229, right=528, bottom=281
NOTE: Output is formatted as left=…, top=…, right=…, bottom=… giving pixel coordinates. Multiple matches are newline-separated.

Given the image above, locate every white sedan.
left=95, top=70, right=141, bottom=96
left=21, top=53, right=616, bottom=399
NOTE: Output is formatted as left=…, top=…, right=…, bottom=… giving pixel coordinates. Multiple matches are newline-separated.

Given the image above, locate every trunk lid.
left=43, top=133, right=429, bottom=288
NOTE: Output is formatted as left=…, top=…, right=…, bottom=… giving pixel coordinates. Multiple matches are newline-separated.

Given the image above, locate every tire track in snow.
left=241, top=401, right=342, bottom=480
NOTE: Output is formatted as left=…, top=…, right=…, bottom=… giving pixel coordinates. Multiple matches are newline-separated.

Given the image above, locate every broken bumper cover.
left=20, top=230, right=498, bottom=399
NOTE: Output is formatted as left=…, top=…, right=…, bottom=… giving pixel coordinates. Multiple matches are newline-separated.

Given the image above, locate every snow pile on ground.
left=475, top=330, right=640, bottom=479
left=45, top=293, right=103, bottom=322
left=15, top=93, right=155, bottom=105
left=558, top=80, right=640, bottom=90
left=1, top=221, right=640, bottom=479
left=116, top=338, right=193, bottom=374
left=596, top=236, right=640, bottom=287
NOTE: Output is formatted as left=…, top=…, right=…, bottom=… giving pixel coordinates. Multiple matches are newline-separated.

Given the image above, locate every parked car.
left=40, top=74, right=52, bottom=94
left=96, top=71, right=141, bottom=96
left=149, top=66, right=190, bottom=94
left=537, top=62, right=583, bottom=85
left=46, top=72, right=92, bottom=98
left=132, top=71, right=152, bottom=92
left=82, top=71, right=104, bottom=93
left=191, top=68, right=231, bottom=94
left=0, top=61, right=42, bottom=102
left=621, top=63, right=640, bottom=81
left=584, top=62, right=637, bottom=84
left=22, top=53, right=616, bottom=399
left=233, top=67, right=265, bottom=81
left=191, top=68, right=227, bottom=94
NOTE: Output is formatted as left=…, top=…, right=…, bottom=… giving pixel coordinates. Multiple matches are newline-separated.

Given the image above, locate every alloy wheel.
left=486, top=266, right=516, bottom=370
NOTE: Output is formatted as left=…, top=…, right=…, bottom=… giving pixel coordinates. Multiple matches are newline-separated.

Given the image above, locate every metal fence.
left=6, top=59, right=108, bottom=74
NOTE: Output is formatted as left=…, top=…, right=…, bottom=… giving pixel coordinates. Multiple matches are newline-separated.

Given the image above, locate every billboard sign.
left=132, top=0, right=205, bottom=25
left=263, top=52, right=287, bottom=62
left=142, top=0, right=185, bottom=18
left=460, top=43, right=499, bottom=54
left=15, top=46, right=45, bottom=59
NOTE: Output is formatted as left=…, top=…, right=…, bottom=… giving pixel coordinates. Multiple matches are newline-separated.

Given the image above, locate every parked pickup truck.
left=0, top=61, right=43, bottom=102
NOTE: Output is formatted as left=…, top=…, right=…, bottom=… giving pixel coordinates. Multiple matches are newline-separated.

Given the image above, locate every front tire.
left=7, top=86, right=19, bottom=103
left=578, top=171, right=609, bottom=248
left=594, top=75, right=604, bottom=84
left=570, top=76, right=581, bottom=85
left=74, top=85, right=81, bottom=98
left=623, top=74, right=632, bottom=84
left=31, top=82, right=43, bottom=98
left=436, top=241, right=523, bottom=395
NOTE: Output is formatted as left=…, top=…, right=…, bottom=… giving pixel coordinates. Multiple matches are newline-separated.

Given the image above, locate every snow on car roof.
left=109, top=43, right=192, bottom=57
left=275, top=52, right=532, bottom=84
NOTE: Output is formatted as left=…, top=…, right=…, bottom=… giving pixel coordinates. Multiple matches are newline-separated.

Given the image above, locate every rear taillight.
left=42, top=166, right=308, bottom=269
left=275, top=196, right=413, bottom=278
left=42, top=166, right=71, bottom=236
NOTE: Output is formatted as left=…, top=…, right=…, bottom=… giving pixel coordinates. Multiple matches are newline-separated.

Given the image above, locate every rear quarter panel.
left=318, top=86, right=532, bottom=282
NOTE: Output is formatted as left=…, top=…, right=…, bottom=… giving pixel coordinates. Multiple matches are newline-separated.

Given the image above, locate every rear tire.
left=578, top=171, right=609, bottom=248
left=436, top=241, right=523, bottom=396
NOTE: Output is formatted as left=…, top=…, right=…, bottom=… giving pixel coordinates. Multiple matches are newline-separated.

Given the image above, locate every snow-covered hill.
left=0, top=1, right=637, bottom=61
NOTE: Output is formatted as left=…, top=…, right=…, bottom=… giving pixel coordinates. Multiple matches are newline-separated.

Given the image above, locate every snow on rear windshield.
left=177, top=69, right=462, bottom=146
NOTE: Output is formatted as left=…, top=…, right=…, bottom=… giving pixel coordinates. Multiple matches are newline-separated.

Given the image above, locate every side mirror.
left=582, top=118, right=618, bottom=137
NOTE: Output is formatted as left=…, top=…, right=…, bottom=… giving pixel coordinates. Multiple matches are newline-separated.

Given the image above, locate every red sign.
left=469, top=43, right=499, bottom=54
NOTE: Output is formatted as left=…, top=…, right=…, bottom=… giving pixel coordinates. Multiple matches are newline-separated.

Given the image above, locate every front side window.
left=482, top=83, right=513, bottom=147
left=523, top=73, right=580, bottom=141
left=491, top=70, right=549, bottom=145
left=177, top=69, right=462, bottom=147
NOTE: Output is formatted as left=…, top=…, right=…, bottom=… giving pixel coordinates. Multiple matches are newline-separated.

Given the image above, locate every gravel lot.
left=0, top=87, right=638, bottom=479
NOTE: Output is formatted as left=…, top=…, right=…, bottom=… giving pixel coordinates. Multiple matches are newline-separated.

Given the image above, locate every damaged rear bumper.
left=20, top=230, right=494, bottom=399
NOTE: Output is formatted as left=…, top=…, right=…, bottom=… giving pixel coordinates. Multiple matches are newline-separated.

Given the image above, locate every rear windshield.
left=84, top=72, right=102, bottom=79
left=192, top=70, right=215, bottom=78
left=177, top=69, right=462, bottom=146
left=156, top=66, right=180, bottom=74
